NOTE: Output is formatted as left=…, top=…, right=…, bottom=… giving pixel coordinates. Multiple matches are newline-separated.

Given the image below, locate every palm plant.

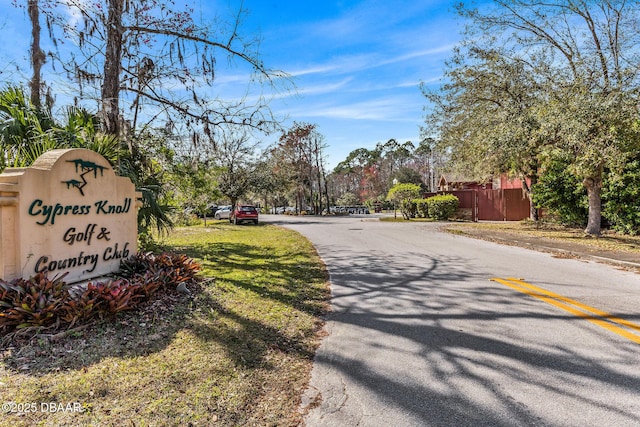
left=0, top=86, right=55, bottom=169
left=0, top=87, right=122, bottom=168
left=0, top=86, right=172, bottom=238
left=118, top=148, right=173, bottom=236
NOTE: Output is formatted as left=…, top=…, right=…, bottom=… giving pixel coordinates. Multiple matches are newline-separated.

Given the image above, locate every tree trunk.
left=324, top=177, right=330, bottom=214
left=583, top=177, right=602, bottom=236
left=521, top=174, right=539, bottom=221
left=102, top=0, right=124, bottom=138
left=529, top=197, right=538, bottom=221
left=308, top=182, right=314, bottom=214
left=319, top=151, right=330, bottom=215
left=28, top=0, right=45, bottom=109
left=316, top=172, right=322, bottom=215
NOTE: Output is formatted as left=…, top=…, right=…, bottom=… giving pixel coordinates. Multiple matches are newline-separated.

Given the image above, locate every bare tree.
left=214, top=127, right=259, bottom=210
left=30, top=0, right=289, bottom=145
left=272, top=123, right=328, bottom=214
left=27, top=0, right=46, bottom=109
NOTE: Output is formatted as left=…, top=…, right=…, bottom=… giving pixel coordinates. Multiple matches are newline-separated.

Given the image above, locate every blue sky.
left=235, top=0, right=465, bottom=168
left=0, top=0, right=468, bottom=169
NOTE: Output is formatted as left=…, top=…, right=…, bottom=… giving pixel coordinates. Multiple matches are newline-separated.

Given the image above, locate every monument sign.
left=0, top=148, right=140, bottom=283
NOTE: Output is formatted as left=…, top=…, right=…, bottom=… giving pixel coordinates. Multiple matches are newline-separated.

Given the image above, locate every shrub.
left=59, top=286, right=101, bottom=327
left=388, top=183, right=421, bottom=220
left=602, top=159, right=640, bottom=235
left=426, top=194, right=459, bottom=220
left=1, top=252, right=201, bottom=337
left=415, top=199, right=429, bottom=218
left=120, top=252, right=201, bottom=287
left=0, top=273, right=68, bottom=332
left=138, top=231, right=163, bottom=253
left=400, top=199, right=417, bottom=219
left=532, top=153, right=587, bottom=227
left=82, top=280, right=145, bottom=315
left=173, top=209, right=200, bottom=227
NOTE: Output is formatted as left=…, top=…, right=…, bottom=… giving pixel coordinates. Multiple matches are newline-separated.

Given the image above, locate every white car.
left=214, top=205, right=231, bottom=220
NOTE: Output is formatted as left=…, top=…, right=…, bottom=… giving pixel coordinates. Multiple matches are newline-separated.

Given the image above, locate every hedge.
left=425, top=194, right=459, bottom=220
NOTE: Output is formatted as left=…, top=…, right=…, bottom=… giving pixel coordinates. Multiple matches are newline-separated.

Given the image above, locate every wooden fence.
left=426, top=189, right=531, bottom=221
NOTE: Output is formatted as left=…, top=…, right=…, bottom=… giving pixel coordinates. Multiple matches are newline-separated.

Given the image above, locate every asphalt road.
left=261, top=214, right=640, bottom=427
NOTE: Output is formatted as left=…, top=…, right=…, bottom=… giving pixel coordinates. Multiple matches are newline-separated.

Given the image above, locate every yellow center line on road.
left=506, top=278, right=640, bottom=333
left=491, top=277, right=640, bottom=345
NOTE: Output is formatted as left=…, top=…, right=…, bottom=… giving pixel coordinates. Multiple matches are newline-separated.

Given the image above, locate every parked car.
left=230, top=205, right=259, bottom=225
left=214, top=205, right=231, bottom=220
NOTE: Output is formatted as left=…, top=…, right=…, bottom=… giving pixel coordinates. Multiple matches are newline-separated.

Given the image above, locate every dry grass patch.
left=1, top=223, right=330, bottom=426
left=445, top=221, right=640, bottom=255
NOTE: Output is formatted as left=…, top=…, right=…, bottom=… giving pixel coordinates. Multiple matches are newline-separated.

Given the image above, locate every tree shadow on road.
left=306, top=249, right=640, bottom=426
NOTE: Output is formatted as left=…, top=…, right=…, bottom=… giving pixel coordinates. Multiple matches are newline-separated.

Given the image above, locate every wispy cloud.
left=378, top=44, right=459, bottom=67
left=290, top=95, right=421, bottom=122
left=281, top=43, right=455, bottom=86
left=298, top=78, right=354, bottom=96
left=286, top=53, right=378, bottom=78
left=288, top=64, right=342, bottom=77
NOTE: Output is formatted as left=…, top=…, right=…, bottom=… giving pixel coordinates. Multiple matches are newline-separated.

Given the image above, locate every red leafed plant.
left=1, top=252, right=201, bottom=337
left=83, top=280, right=145, bottom=315
left=59, top=286, right=101, bottom=328
left=120, top=252, right=201, bottom=288
left=0, top=273, right=68, bottom=333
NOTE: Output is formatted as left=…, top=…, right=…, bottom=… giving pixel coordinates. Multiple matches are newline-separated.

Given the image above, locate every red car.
left=230, top=205, right=259, bottom=225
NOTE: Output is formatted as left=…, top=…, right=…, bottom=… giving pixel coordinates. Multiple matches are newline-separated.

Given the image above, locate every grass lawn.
left=0, top=222, right=330, bottom=426
left=445, top=221, right=640, bottom=254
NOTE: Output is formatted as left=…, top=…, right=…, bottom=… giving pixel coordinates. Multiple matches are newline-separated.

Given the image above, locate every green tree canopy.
left=424, top=1, right=640, bottom=235
left=387, top=183, right=421, bottom=219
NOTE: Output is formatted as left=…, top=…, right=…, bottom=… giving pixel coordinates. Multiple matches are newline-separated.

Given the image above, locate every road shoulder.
left=443, top=224, right=640, bottom=273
